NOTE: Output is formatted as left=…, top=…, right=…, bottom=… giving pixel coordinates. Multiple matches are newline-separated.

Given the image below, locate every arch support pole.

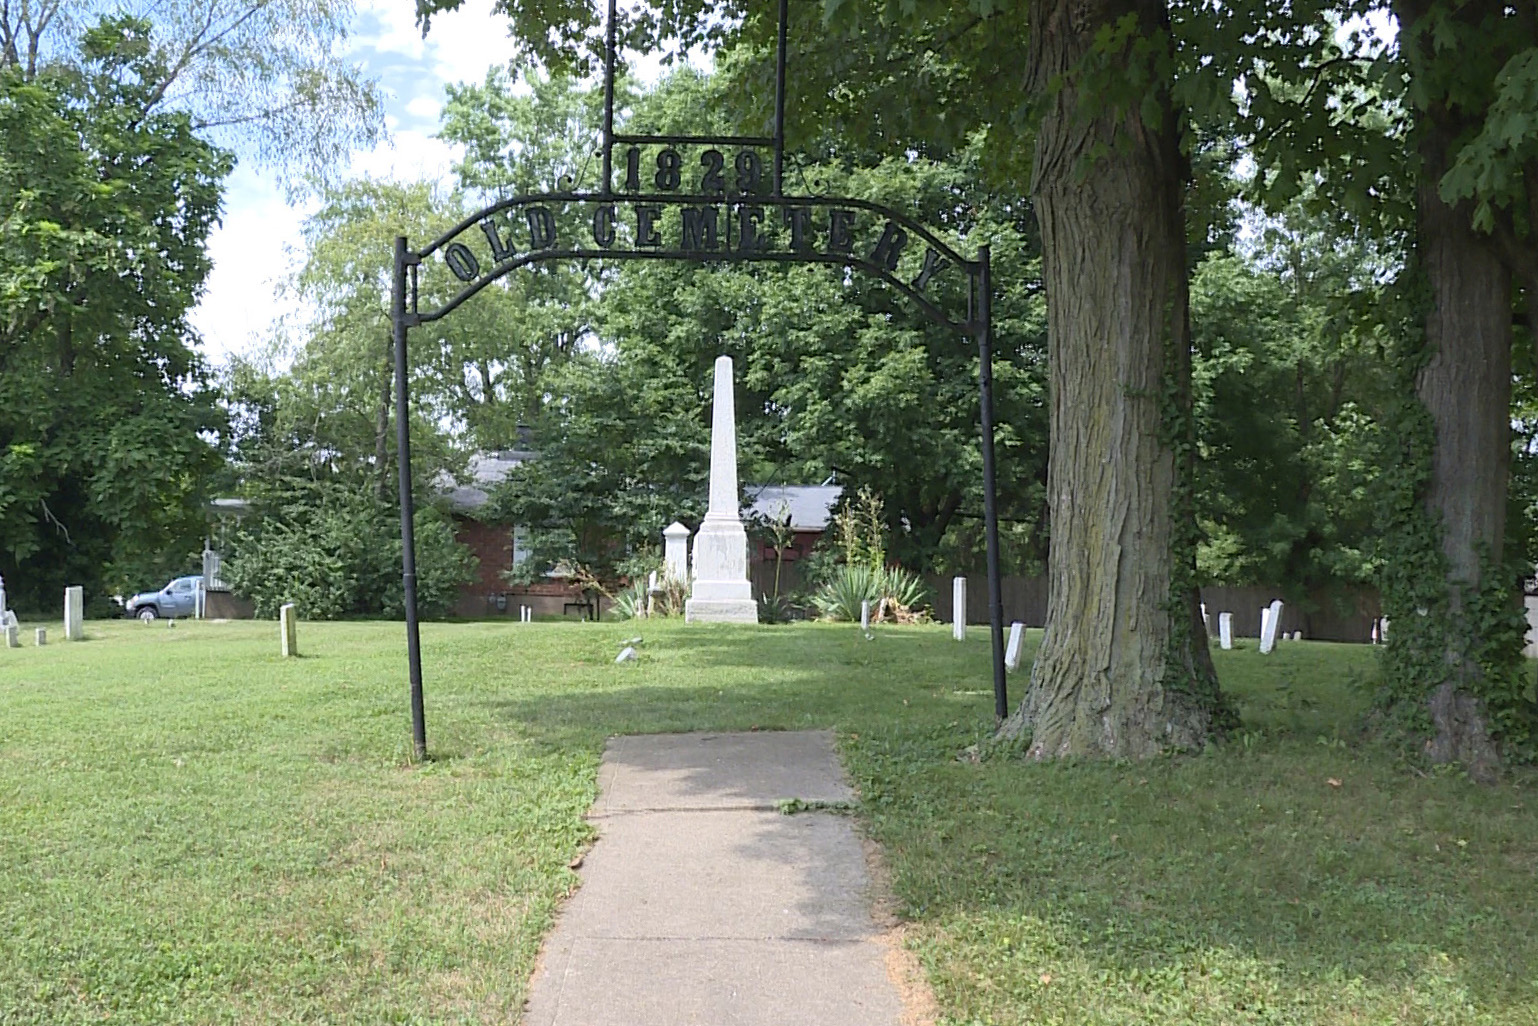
left=393, top=235, right=427, bottom=760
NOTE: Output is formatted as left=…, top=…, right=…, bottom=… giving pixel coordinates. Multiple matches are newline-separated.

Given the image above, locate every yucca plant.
left=611, top=578, right=649, bottom=620
left=810, top=565, right=879, bottom=622
left=877, top=566, right=928, bottom=615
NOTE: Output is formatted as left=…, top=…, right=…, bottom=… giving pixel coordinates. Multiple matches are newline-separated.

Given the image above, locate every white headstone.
left=280, top=603, right=298, bottom=657
left=4, top=624, right=17, bottom=648
left=1370, top=619, right=1379, bottom=644
left=0, top=573, right=13, bottom=630
left=1380, top=616, right=1389, bottom=642
left=1005, top=622, right=1025, bottom=671
left=34, top=628, right=45, bottom=646
left=952, top=577, right=966, bottom=640
left=1200, top=602, right=1209, bottom=629
left=1218, top=612, right=1233, bottom=650
left=615, top=645, right=638, bottom=663
left=663, top=521, right=691, bottom=582
left=860, top=599, right=870, bottom=631
left=685, top=357, right=758, bottom=623
left=1259, top=599, right=1283, bottom=654
left=64, top=586, right=83, bottom=641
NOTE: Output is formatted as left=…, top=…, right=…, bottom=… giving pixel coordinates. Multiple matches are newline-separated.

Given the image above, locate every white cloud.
left=404, top=94, right=442, bottom=122
left=190, top=0, right=714, bottom=366
left=348, top=128, right=464, bottom=183
left=189, top=166, right=314, bottom=364
left=191, top=0, right=510, bottom=365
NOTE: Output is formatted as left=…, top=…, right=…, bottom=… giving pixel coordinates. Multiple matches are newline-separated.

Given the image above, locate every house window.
left=512, top=526, right=532, bottom=567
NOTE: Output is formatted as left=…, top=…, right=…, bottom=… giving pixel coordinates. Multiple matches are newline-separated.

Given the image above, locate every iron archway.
left=392, top=0, right=1007, bottom=758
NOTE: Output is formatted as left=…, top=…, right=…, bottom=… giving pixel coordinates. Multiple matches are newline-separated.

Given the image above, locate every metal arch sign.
left=411, top=192, right=977, bottom=332
left=391, top=0, right=1007, bottom=760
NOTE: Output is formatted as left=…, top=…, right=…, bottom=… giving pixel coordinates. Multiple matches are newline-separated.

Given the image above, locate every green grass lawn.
left=1, top=618, right=1533, bottom=1025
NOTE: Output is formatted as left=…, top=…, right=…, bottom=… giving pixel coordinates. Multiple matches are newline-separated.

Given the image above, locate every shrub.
left=225, top=479, right=476, bottom=620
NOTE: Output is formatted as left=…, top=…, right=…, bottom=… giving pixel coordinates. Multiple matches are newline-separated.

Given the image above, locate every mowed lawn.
left=1, top=618, right=1534, bottom=1025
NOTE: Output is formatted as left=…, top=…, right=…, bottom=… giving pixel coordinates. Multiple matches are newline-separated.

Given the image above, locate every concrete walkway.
left=524, top=731, right=923, bottom=1026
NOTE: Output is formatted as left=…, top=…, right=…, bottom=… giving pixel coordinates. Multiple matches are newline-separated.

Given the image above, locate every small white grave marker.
left=34, top=628, right=45, bottom=646
left=1200, top=602, right=1209, bottom=629
left=1004, top=622, right=1025, bottom=671
left=280, top=603, right=298, bottom=657
left=860, top=600, right=870, bottom=631
left=952, top=577, right=966, bottom=641
left=0, top=573, right=15, bottom=632
left=615, top=646, right=638, bottom=663
left=5, top=625, right=18, bottom=648
left=1259, top=599, right=1283, bottom=654
left=64, top=586, right=83, bottom=641
left=663, top=521, right=690, bottom=582
left=1218, top=612, right=1233, bottom=650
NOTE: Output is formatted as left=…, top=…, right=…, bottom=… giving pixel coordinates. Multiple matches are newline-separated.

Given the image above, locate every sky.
left=187, top=0, right=698, bottom=366
left=187, top=0, right=522, bottom=365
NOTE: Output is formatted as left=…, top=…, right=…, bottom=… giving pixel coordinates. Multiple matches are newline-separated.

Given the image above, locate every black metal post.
left=601, top=0, right=617, bottom=195
left=975, top=246, right=1008, bottom=722
left=772, top=0, right=788, bottom=196
left=393, top=235, right=427, bottom=760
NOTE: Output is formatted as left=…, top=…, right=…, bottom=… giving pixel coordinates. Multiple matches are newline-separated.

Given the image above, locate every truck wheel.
left=137, top=606, right=158, bottom=622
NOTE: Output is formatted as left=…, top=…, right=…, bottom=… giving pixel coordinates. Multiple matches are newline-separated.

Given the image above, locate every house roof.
left=445, top=451, right=841, bottom=531
left=744, top=484, right=842, bottom=531
left=444, top=450, right=536, bottom=512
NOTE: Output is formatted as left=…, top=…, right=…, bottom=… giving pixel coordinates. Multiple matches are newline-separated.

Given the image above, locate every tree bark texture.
left=1002, top=0, right=1224, bottom=758
left=1413, top=116, right=1511, bottom=779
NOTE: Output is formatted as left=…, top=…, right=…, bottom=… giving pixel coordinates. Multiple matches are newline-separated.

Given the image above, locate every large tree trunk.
left=999, top=0, right=1226, bottom=758
left=1411, top=119, right=1512, bottom=780
left=1387, top=0, right=1519, bottom=781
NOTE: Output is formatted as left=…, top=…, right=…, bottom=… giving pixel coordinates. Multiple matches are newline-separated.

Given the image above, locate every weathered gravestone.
left=64, top=586, right=83, bottom=641
left=952, top=577, right=966, bottom=641
left=5, top=624, right=18, bottom=648
left=663, top=521, right=690, bottom=583
left=860, top=600, right=870, bottom=631
left=280, top=603, right=298, bottom=657
left=34, top=628, right=45, bottom=646
left=1218, top=612, right=1233, bottom=650
left=1005, top=622, right=1025, bottom=671
left=1259, top=599, right=1283, bottom=655
left=0, top=574, right=16, bottom=632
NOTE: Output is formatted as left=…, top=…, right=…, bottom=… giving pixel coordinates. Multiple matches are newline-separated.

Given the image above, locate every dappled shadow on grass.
left=484, top=628, right=1535, bottom=1023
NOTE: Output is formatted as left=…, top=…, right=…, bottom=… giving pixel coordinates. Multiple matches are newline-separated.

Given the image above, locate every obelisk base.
left=685, top=516, right=759, bottom=623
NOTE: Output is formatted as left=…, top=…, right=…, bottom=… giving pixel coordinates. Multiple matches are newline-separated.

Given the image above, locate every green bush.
left=224, top=480, right=476, bottom=620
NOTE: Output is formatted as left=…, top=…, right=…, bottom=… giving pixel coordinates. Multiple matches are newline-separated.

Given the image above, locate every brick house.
left=442, top=449, right=598, bottom=619
left=445, top=452, right=841, bottom=617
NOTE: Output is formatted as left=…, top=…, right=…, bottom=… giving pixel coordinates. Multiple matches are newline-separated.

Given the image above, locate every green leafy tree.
left=223, top=476, right=473, bottom=620
left=1190, top=201, right=1401, bottom=599
left=0, top=16, right=228, bottom=609
left=484, top=347, right=710, bottom=590
left=1, top=0, right=384, bottom=187
left=1383, top=2, right=1537, bottom=774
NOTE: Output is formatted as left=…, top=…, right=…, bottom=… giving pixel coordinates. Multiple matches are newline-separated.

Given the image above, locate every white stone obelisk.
left=686, top=356, right=759, bottom=623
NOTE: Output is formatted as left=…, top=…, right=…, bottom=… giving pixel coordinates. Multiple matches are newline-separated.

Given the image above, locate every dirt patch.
left=860, top=830, right=940, bottom=1026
